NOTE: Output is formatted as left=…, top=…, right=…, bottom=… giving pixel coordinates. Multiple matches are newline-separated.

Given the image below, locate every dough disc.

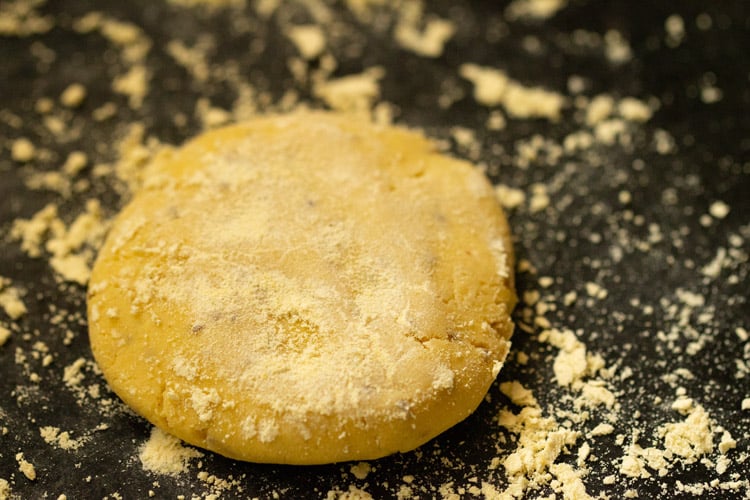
left=87, top=111, right=516, bottom=464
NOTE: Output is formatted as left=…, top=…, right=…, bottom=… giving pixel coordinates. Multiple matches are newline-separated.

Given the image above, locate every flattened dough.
left=87, top=111, right=516, bottom=464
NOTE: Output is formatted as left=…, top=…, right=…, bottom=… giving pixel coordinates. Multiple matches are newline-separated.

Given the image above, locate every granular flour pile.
left=1, top=0, right=748, bottom=498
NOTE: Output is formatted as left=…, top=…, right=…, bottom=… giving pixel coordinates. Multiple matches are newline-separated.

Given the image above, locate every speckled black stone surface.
left=1, top=1, right=748, bottom=498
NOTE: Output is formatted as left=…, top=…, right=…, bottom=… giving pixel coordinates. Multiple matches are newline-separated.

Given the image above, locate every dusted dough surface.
left=87, top=111, right=516, bottom=464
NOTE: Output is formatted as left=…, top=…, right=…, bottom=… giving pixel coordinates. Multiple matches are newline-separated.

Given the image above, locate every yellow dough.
left=87, top=111, right=516, bottom=464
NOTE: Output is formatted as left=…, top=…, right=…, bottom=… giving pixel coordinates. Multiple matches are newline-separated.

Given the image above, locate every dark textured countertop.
left=1, top=1, right=748, bottom=498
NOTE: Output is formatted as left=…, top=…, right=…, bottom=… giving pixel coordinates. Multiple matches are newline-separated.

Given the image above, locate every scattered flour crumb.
left=166, top=39, right=211, bottom=82
left=460, top=63, right=566, bottom=121
left=618, top=97, right=652, bottom=122
left=112, top=64, right=150, bottom=109
left=700, top=84, right=723, bottom=104
left=590, top=423, right=614, bottom=436
left=286, top=24, right=326, bottom=60
left=0, top=278, right=27, bottom=320
left=620, top=400, right=719, bottom=481
left=486, top=110, right=507, bottom=130
left=10, top=204, right=62, bottom=258
left=717, top=431, right=736, bottom=455
left=660, top=404, right=714, bottom=463
left=528, top=183, right=550, bottom=213
left=585, top=281, right=608, bottom=300
left=39, top=426, right=87, bottom=451
left=92, top=102, right=118, bottom=121
left=504, top=0, right=568, bottom=21
left=349, top=462, right=372, bottom=480
left=0, top=0, right=54, bottom=36
left=325, top=485, right=373, bottom=499
left=603, top=29, right=632, bottom=64
left=0, top=326, right=11, bottom=346
left=708, top=200, right=730, bottom=219
left=73, top=12, right=151, bottom=64
left=139, top=427, right=203, bottom=476
left=497, top=405, right=580, bottom=497
left=538, top=276, right=554, bottom=288
left=585, top=94, right=614, bottom=126
left=665, top=14, right=685, bottom=47
left=394, top=2, right=454, bottom=58
left=495, top=185, right=526, bottom=210
left=60, top=83, right=87, bottom=108
left=195, top=98, right=232, bottom=129
left=701, top=248, right=726, bottom=278
left=63, top=357, right=87, bottom=389
left=313, top=67, right=385, bottom=113
left=500, top=381, right=538, bottom=407
left=11, top=137, right=36, bottom=162
left=539, top=328, right=587, bottom=386
left=10, top=200, right=107, bottom=285
left=15, top=453, right=36, bottom=481
left=620, top=441, right=663, bottom=479
left=549, top=463, right=592, bottom=499
left=62, top=151, right=88, bottom=176
left=168, top=0, right=247, bottom=9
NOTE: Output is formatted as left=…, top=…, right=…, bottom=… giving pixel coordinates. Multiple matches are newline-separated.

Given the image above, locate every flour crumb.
left=460, top=63, right=566, bottom=121
left=168, top=0, right=247, bottom=9
left=139, top=427, right=203, bottom=476
left=313, top=67, right=385, bottom=113
left=394, top=2, right=455, bottom=58
left=0, top=478, right=9, bottom=499
left=618, top=97, right=653, bottom=122
left=286, top=24, right=326, bottom=60
left=0, top=278, right=27, bottom=320
left=528, top=183, right=550, bottom=213
left=585, top=281, right=608, bottom=300
left=15, top=453, right=36, bottom=481
left=505, top=0, right=568, bottom=21
left=39, top=426, right=87, bottom=451
left=500, top=381, right=538, bottom=407
left=112, top=64, right=150, bottom=109
left=604, top=29, right=632, bottom=64
left=660, top=404, right=714, bottom=463
left=497, top=405, right=580, bottom=497
left=195, top=98, right=232, bottom=129
left=665, top=14, right=685, bottom=47
left=11, top=199, right=107, bottom=285
left=0, top=326, right=11, bottom=347
left=495, top=184, right=526, bottom=210
left=325, top=485, right=373, bottom=499
left=708, top=200, right=730, bottom=219
left=717, top=431, right=736, bottom=455
left=0, top=0, right=54, bottom=37
left=701, top=248, right=726, bottom=278
left=585, top=94, right=614, bottom=126
left=590, top=423, right=614, bottom=436
left=60, top=83, right=87, bottom=108
left=539, top=328, right=587, bottom=386
left=63, top=357, right=87, bottom=389
left=349, top=462, right=372, bottom=480
left=62, top=151, right=88, bottom=176
left=11, top=137, right=36, bottom=162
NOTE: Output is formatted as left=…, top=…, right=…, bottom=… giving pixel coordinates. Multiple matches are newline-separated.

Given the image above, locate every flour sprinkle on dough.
left=87, top=111, right=516, bottom=464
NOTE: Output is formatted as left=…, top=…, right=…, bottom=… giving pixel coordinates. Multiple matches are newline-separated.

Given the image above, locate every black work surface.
left=1, top=1, right=749, bottom=498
